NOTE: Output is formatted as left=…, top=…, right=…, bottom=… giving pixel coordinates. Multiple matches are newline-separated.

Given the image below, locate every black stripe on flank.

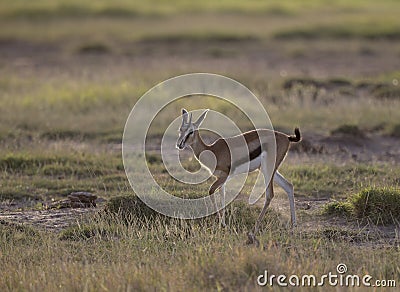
left=231, top=145, right=261, bottom=171
left=249, top=145, right=261, bottom=161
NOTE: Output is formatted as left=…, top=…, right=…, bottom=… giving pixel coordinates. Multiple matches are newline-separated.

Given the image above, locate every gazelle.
left=176, top=109, right=301, bottom=245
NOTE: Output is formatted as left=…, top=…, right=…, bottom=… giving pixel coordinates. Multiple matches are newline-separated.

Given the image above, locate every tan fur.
left=190, top=129, right=292, bottom=184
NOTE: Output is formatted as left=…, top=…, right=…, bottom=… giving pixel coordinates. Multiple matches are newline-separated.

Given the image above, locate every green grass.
left=372, top=85, right=400, bottom=100
left=1, top=147, right=398, bottom=202
left=324, top=187, right=400, bottom=225
left=1, top=0, right=400, bottom=43
left=352, top=187, right=400, bottom=225
left=39, top=128, right=123, bottom=142
left=1, top=120, right=399, bottom=290
left=281, top=164, right=399, bottom=198
left=331, top=124, right=365, bottom=137
left=1, top=208, right=399, bottom=291
left=104, top=195, right=284, bottom=232
left=0, top=75, right=143, bottom=136
left=275, top=21, right=400, bottom=40
left=1, top=0, right=395, bottom=18
left=1, top=0, right=400, bottom=290
left=0, top=152, right=129, bottom=203
left=0, top=187, right=40, bottom=201
left=0, top=152, right=123, bottom=175
left=323, top=200, right=354, bottom=217
left=1, top=72, right=399, bottom=138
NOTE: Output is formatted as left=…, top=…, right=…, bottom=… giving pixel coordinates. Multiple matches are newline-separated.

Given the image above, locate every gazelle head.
left=176, top=108, right=208, bottom=150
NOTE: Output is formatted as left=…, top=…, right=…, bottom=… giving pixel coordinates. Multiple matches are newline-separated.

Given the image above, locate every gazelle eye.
left=183, top=130, right=193, bottom=142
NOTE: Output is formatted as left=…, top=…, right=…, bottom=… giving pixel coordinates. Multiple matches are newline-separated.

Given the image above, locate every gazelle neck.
left=190, top=130, right=210, bottom=159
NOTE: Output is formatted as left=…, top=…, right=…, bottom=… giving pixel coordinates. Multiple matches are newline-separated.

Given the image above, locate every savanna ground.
left=1, top=0, right=400, bottom=291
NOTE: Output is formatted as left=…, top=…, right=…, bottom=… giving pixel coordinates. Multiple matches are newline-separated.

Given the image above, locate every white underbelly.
left=231, top=156, right=261, bottom=175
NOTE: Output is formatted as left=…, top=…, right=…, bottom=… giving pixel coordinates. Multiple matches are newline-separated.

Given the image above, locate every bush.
left=323, top=187, right=400, bottom=225
left=352, top=187, right=400, bottom=225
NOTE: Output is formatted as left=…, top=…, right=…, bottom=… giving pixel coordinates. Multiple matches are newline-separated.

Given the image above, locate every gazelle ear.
left=193, top=109, right=209, bottom=129
left=181, top=108, right=188, bottom=124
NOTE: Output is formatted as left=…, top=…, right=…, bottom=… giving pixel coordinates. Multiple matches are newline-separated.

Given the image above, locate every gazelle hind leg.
left=248, top=151, right=275, bottom=246
left=274, top=171, right=296, bottom=227
left=253, top=182, right=274, bottom=235
left=247, top=182, right=273, bottom=246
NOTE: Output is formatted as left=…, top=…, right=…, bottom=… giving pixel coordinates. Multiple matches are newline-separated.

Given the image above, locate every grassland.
left=1, top=0, right=400, bottom=291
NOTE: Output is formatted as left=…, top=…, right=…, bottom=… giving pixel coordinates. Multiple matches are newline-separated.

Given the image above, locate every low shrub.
left=352, top=187, right=400, bottom=225
left=324, top=187, right=400, bottom=225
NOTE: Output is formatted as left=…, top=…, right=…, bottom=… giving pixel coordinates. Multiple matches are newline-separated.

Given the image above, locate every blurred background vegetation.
left=1, top=0, right=400, bottom=41
left=1, top=1, right=400, bottom=291
left=1, top=0, right=400, bottom=138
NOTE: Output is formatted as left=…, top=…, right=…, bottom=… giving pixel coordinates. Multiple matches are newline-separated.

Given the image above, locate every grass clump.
left=323, top=200, right=354, bottom=217
left=274, top=23, right=400, bottom=40
left=40, top=128, right=122, bottom=141
left=372, top=85, right=400, bottom=99
left=0, top=189, right=39, bottom=201
left=352, top=187, right=400, bottom=225
left=0, top=152, right=123, bottom=176
left=104, top=194, right=160, bottom=221
left=330, top=124, right=365, bottom=137
left=59, top=223, right=115, bottom=241
left=324, top=187, right=400, bottom=225
left=0, top=220, right=41, bottom=244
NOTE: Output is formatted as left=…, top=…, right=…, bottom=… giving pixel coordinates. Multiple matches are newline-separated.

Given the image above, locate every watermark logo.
left=122, top=73, right=276, bottom=219
left=336, top=263, right=347, bottom=274
left=257, top=263, right=396, bottom=287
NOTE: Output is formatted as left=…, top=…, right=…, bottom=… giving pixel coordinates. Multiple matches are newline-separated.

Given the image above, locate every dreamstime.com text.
left=257, top=264, right=396, bottom=288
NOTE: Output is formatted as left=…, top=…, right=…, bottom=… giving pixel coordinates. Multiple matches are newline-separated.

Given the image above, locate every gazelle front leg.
left=209, top=172, right=228, bottom=227
left=218, top=184, right=226, bottom=227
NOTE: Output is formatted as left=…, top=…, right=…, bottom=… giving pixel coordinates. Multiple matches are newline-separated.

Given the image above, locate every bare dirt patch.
left=0, top=208, right=99, bottom=232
